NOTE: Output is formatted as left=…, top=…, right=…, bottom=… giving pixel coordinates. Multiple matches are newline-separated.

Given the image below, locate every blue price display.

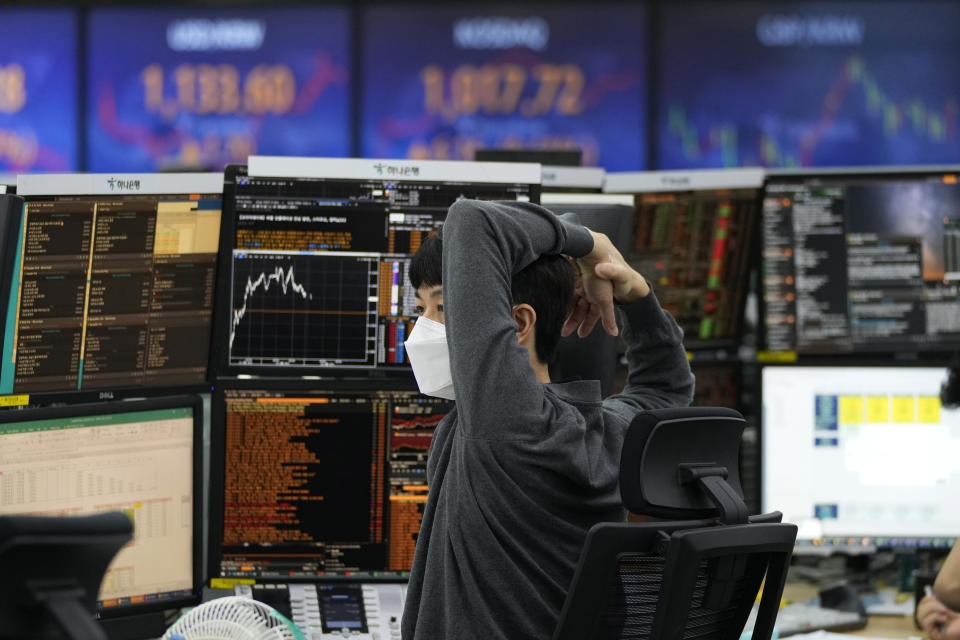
left=87, top=7, right=351, bottom=172
left=659, top=2, right=960, bottom=169
left=362, top=5, right=647, bottom=170
left=0, top=9, right=78, bottom=172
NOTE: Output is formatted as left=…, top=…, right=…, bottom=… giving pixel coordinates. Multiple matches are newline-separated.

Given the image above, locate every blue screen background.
left=87, top=7, right=351, bottom=172
left=0, top=9, right=78, bottom=172
left=362, top=5, right=647, bottom=170
left=658, top=2, right=960, bottom=168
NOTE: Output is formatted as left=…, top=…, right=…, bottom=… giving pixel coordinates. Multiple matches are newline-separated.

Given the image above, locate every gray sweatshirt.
left=400, top=199, right=695, bottom=639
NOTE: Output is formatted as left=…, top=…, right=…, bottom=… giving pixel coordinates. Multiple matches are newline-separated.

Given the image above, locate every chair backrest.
left=554, top=408, right=797, bottom=640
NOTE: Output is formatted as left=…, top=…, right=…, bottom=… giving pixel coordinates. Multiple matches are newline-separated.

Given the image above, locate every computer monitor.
left=2, top=173, right=222, bottom=400
left=0, top=396, right=203, bottom=623
left=208, top=384, right=452, bottom=580
left=213, top=156, right=540, bottom=377
left=604, top=168, right=764, bottom=348
left=761, top=168, right=960, bottom=356
left=762, top=365, right=960, bottom=550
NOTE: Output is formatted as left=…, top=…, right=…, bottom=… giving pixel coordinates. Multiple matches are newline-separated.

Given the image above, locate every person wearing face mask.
left=399, top=198, right=694, bottom=640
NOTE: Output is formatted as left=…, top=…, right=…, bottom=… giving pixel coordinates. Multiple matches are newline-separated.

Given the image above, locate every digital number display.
left=362, top=6, right=647, bottom=170
left=87, top=8, right=350, bottom=172
left=0, top=9, right=78, bottom=172
left=658, top=2, right=960, bottom=168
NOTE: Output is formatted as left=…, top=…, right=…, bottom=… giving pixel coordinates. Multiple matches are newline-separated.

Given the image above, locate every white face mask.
left=403, top=316, right=456, bottom=400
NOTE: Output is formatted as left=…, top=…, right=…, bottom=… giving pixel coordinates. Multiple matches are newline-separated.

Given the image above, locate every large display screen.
left=87, top=8, right=350, bottom=172
left=763, top=366, right=960, bottom=549
left=658, top=2, right=960, bottom=168
left=362, top=5, right=647, bottom=170
left=762, top=170, right=960, bottom=355
left=0, top=9, right=78, bottom=172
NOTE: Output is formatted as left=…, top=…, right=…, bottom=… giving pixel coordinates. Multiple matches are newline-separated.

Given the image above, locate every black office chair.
left=0, top=512, right=133, bottom=640
left=554, top=407, right=797, bottom=640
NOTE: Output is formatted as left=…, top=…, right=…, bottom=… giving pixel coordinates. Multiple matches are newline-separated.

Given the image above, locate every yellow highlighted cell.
left=892, top=396, right=915, bottom=423
left=918, top=396, right=941, bottom=424
left=866, top=396, right=889, bottom=423
left=838, top=396, right=863, bottom=424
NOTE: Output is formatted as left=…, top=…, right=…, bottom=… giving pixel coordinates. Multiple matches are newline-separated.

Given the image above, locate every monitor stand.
left=99, top=611, right=169, bottom=640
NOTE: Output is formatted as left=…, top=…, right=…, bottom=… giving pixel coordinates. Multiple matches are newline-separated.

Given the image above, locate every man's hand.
left=562, top=230, right=650, bottom=338
left=919, top=595, right=960, bottom=640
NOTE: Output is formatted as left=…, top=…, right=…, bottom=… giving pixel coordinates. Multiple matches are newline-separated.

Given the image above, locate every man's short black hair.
left=409, top=231, right=575, bottom=364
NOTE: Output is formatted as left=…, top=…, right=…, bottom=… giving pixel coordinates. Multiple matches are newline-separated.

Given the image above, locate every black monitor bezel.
left=210, top=163, right=541, bottom=380
left=207, top=377, right=421, bottom=585
left=2, top=189, right=224, bottom=402
left=0, top=394, right=205, bottom=617
left=758, top=166, right=960, bottom=361
left=758, top=360, right=957, bottom=551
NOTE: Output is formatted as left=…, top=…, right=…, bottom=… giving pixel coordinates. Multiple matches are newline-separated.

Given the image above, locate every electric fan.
left=161, top=596, right=305, bottom=640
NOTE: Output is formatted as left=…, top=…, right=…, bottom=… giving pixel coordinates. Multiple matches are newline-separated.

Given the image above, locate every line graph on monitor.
left=229, top=251, right=379, bottom=367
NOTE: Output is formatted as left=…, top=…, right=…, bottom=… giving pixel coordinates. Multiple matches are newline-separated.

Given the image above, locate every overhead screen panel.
left=0, top=9, right=78, bottom=172
left=762, top=170, right=960, bottom=356
left=87, top=8, right=350, bottom=172
left=763, top=366, right=960, bottom=549
left=658, top=2, right=960, bottom=169
left=362, top=5, right=647, bottom=170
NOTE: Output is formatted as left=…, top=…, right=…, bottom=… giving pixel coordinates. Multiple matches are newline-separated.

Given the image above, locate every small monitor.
left=209, top=384, right=452, bottom=580
left=604, top=168, right=763, bottom=348
left=3, top=173, right=222, bottom=400
left=762, top=365, right=960, bottom=550
left=214, top=157, right=540, bottom=377
left=0, top=396, right=203, bottom=620
left=761, top=168, right=960, bottom=356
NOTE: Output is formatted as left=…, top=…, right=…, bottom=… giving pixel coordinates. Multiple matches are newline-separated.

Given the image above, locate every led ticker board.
left=87, top=8, right=350, bottom=172
left=659, top=2, right=960, bottom=169
left=0, top=9, right=78, bottom=172
left=362, top=6, right=647, bottom=171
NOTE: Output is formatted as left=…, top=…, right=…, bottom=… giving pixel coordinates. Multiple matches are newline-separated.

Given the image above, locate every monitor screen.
left=210, top=386, right=451, bottom=580
left=215, top=157, right=540, bottom=376
left=2, top=173, right=222, bottom=396
left=0, top=9, right=78, bottom=172
left=605, top=169, right=762, bottom=347
left=362, top=5, right=647, bottom=171
left=761, top=169, right=960, bottom=355
left=762, top=365, right=960, bottom=549
left=657, top=2, right=960, bottom=169
left=87, top=7, right=350, bottom=172
left=0, top=396, right=202, bottom=612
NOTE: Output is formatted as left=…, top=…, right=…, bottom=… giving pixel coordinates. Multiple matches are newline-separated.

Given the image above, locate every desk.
left=846, top=614, right=918, bottom=638
left=782, top=583, right=920, bottom=639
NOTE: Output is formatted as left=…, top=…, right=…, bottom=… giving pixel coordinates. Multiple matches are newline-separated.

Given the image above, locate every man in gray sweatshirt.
left=400, top=198, right=695, bottom=639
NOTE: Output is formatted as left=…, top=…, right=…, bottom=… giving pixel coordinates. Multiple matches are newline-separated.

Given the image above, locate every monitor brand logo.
left=374, top=163, right=421, bottom=178
left=107, top=177, right=141, bottom=191
left=167, top=19, right=267, bottom=52
left=453, top=17, right=549, bottom=51
left=661, top=176, right=690, bottom=187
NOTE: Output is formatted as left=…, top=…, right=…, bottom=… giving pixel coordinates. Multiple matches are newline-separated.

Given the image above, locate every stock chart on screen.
left=87, top=8, right=350, bottom=172
left=362, top=5, right=647, bottom=170
left=658, top=2, right=960, bottom=168
left=0, top=9, right=77, bottom=172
